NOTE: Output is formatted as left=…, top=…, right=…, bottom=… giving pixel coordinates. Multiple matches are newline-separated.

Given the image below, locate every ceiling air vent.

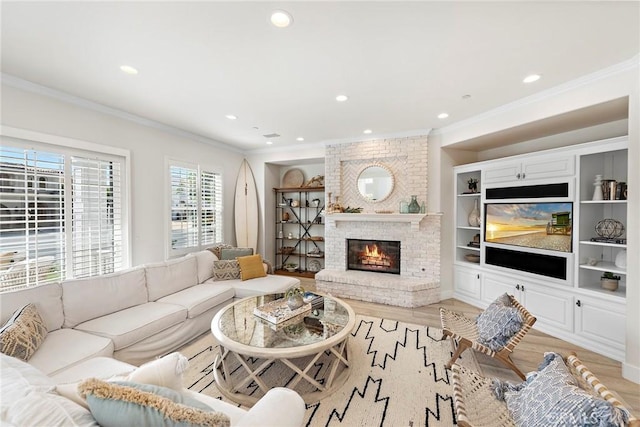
left=263, top=133, right=280, bottom=139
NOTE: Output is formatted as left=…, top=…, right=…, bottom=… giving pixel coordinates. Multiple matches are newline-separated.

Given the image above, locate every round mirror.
left=357, top=164, right=394, bottom=203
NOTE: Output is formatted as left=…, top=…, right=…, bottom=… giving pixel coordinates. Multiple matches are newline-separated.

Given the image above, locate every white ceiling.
left=1, top=2, right=638, bottom=152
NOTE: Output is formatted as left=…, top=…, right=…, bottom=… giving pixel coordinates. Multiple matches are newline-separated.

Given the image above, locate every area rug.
left=180, top=315, right=481, bottom=427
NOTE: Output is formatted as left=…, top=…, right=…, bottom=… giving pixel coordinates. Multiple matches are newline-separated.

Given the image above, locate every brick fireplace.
left=315, top=135, right=441, bottom=308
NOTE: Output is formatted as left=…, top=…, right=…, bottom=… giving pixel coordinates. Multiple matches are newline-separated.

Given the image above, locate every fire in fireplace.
left=347, top=239, right=400, bottom=274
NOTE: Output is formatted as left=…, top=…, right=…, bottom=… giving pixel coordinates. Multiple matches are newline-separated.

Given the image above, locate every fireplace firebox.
left=346, top=239, right=400, bottom=274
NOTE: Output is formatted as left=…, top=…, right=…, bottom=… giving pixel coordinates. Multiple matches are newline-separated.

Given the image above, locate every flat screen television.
left=484, top=202, right=573, bottom=253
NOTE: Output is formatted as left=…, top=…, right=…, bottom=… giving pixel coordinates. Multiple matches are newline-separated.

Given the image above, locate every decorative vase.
left=408, top=195, right=420, bottom=213
left=287, top=295, right=304, bottom=310
left=399, top=200, right=409, bottom=214
left=592, top=174, right=603, bottom=201
left=468, top=199, right=481, bottom=227
left=282, top=211, right=290, bottom=222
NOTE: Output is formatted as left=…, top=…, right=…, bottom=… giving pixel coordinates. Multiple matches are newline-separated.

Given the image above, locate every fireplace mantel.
left=326, top=212, right=441, bottom=231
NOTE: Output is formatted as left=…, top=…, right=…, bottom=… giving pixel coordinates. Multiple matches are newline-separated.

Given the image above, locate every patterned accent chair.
left=440, top=295, right=536, bottom=380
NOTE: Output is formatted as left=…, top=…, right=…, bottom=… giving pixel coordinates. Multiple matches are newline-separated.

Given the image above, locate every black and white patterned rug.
left=180, top=315, right=480, bottom=427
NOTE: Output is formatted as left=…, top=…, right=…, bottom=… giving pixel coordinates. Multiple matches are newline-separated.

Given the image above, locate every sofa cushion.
left=1, top=354, right=99, bottom=426
left=213, top=260, right=241, bottom=281
left=208, top=243, right=234, bottom=259
left=62, top=267, right=147, bottom=328
left=237, top=254, right=268, bottom=281
left=0, top=282, right=64, bottom=331
left=0, top=303, right=48, bottom=361
left=79, top=379, right=230, bottom=427
left=188, top=250, right=218, bottom=283
left=73, top=302, right=187, bottom=351
left=157, top=284, right=235, bottom=319
left=220, top=247, right=253, bottom=260
left=230, top=275, right=300, bottom=299
left=51, top=357, right=135, bottom=385
left=145, top=256, right=199, bottom=301
left=28, top=328, right=114, bottom=376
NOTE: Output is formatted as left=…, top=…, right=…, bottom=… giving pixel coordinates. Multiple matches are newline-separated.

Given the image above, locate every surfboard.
left=234, top=159, right=259, bottom=253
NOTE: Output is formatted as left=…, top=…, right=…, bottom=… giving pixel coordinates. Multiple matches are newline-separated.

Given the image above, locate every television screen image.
left=485, top=202, right=573, bottom=253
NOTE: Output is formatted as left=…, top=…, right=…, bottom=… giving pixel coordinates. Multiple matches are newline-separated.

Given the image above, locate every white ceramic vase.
left=468, top=199, right=481, bottom=227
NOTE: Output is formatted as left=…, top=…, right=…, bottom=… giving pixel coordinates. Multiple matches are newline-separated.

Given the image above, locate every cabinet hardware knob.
left=521, top=285, right=525, bottom=291
left=515, top=284, right=520, bottom=290
left=576, top=300, right=581, bottom=307
left=521, top=173, right=525, bottom=179
left=516, top=173, right=521, bottom=179
left=477, top=274, right=480, bottom=279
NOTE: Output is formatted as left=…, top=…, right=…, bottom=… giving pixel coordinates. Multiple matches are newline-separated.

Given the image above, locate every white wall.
left=1, top=84, right=244, bottom=266
left=435, top=62, right=640, bottom=383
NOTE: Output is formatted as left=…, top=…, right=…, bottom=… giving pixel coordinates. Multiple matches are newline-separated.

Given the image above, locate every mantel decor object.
left=408, top=195, right=420, bottom=213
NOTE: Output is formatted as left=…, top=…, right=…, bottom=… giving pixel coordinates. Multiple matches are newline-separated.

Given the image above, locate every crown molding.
left=321, top=129, right=432, bottom=147
left=433, top=54, right=640, bottom=137
left=1, top=73, right=244, bottom=154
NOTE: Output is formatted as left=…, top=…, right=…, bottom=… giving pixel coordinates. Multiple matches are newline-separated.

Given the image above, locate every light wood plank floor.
left=299, top=278, right=640, bottom=415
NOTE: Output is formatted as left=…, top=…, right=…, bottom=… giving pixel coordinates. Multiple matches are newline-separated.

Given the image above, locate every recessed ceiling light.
left=271, top=10, right=293, bottom=28
left=266, top=141, right=273, bottom=145
left=363, top=129, right=372, bottom=134
left=523, top=74, right=541, bottom=83
left=336, top=95, right=348, bottom=102
left=462, top=94, right=471, bottom=100
left=438, top=113, right=449, bottom=119
left=225, top=115, right=237, bottom=120
left=296, top=137, right=304, bottom=142
left=119, top=65, right=138, bottom=75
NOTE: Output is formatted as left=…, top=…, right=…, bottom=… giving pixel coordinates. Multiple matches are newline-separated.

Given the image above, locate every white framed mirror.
left=357, top=164, right=395, bottom=203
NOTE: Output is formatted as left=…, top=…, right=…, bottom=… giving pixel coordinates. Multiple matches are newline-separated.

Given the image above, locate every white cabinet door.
left=481, top=273, right=518, bottom=304
left=483, top=162, right=521, bottom=184
left=482, top=155, right=574, bottom=184
left=454, top=265, right=481, bottom=300
left=521, top=155, right=574, bottom=181
left=521, top=282, right=573, bottom=333
left=574, top=295, right=625, bottom=350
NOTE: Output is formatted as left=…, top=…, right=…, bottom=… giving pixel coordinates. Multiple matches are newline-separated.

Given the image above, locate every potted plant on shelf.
left=285, top=285, right=305, bottom=310
left=600, top=271, right=620, bottom=291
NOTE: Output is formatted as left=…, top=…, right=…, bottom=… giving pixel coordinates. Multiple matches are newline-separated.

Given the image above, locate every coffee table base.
left=213, top=337, right=351, bottom=405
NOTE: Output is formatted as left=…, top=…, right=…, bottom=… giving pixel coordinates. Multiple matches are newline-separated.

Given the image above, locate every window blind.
left=0, top=143, right=126, bottom=292
left=169, top=164, right=222, bottom=254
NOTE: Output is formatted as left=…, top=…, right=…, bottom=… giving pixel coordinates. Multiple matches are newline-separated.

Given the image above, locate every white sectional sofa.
left=0, top=249, right=304, bottom=426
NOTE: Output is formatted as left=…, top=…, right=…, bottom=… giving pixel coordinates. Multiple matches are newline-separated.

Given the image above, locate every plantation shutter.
left=0, top=147, right=66, bottom=289
left=1, top=140, right=128, bottom=292
left=70, top=156, right=123, bottom=278
left=200, top=170, right=223, bottom=246
left=169, top=163, right=223, bottom=254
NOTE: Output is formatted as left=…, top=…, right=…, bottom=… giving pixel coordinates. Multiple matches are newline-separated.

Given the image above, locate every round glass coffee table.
left=211, top=292, right=355, bottom=405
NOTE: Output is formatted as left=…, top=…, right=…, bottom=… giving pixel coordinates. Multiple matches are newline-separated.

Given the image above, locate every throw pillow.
left=237, top=254, right=267, bottom=281
left=220, top=247, right=254, bottom=260
left=207, top=243, right=233, bottom=260
left=476, top=294, right=523, bottom=351
left=212, top=260, right=240, bottom=281
left=79, top=379, right=231, bottom=427
left=500, top=353, right=629, bottom=427
left=0, top=303, right=48, bottom=361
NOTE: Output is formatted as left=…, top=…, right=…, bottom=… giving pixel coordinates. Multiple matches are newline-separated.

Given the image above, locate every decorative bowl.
left=464, top=254, right=480, bottom=263
left=284, top=266, right=297, bottom=272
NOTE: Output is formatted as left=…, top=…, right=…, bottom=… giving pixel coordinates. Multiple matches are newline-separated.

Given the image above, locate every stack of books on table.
left=303, top=292, right=324, bottom=310
left=253, top=298, right=312, bottom=324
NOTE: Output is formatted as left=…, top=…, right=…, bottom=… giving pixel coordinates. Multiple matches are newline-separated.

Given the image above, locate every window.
left=0, top=138, right=127, bottom=292
left=169, top=162, right=222, bottom=256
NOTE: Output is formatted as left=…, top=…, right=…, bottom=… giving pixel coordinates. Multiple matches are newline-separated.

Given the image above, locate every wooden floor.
left=299, top=277, right=640, bottom=416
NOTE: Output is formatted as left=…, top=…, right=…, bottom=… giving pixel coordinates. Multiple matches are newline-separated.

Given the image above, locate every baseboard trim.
left=622, top=361, right=640, bottom=384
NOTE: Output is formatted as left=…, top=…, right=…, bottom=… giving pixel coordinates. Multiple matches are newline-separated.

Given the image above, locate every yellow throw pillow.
left=237, top=254, right=267, bottom=281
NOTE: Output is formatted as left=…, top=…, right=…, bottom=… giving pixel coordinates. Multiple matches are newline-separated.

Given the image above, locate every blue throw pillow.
left=499, top=353, right=629, bottom=427
left=79, top=379, right=230, bottom=427
left=476, top=294, right=523, bottom=351
left=220, top=247, right=254, bottom=260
